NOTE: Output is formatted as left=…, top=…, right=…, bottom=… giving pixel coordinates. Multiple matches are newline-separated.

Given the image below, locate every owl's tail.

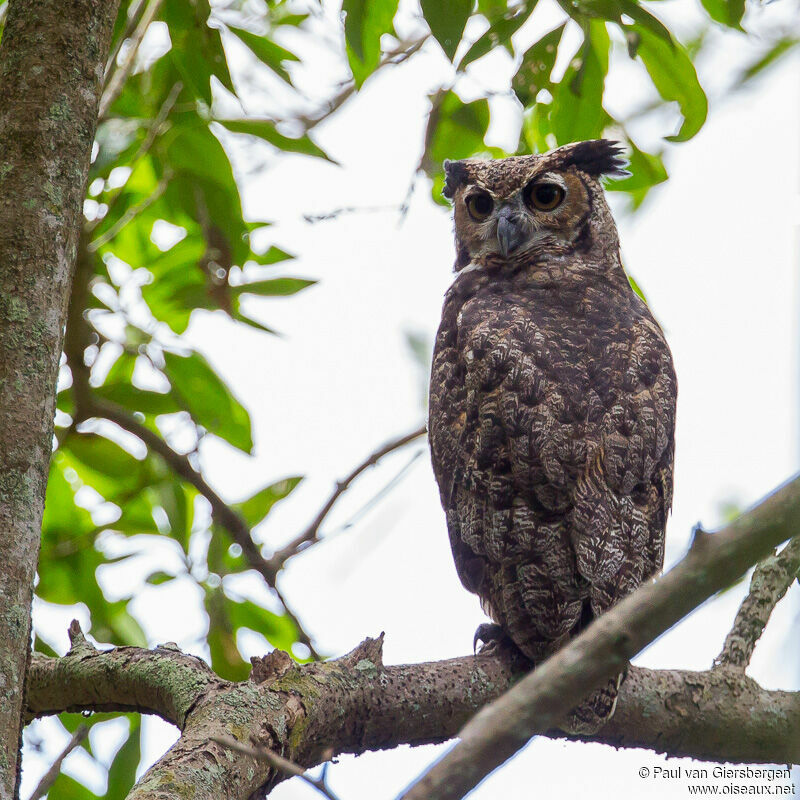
left=562, top=672, right=623, bottom=735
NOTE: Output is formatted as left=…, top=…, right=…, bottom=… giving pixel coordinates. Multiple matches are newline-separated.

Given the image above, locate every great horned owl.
left=428, top=140, right=676, bottom=733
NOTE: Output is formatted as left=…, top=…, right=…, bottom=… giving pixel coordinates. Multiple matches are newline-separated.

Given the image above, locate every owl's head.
left=443, top=140, right=629, bottom=272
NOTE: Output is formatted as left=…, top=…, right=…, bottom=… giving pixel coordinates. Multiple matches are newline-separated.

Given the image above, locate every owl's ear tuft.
left=442, top=159, right=469, bottom=199
left=559, top=140, right=631, bottom=179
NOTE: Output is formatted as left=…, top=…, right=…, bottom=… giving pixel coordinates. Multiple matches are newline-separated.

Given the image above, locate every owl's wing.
left=570, top=314, right=676, bottom=617
left=429, top=289, right=591, bottom=659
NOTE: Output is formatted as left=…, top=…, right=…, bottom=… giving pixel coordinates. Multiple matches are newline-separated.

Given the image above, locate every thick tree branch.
left=716, top=535, right=800, bottom=669
left=0, top=0, right=120, bottom=793
left=25, top=632, right=799, bottom=800
left=399, top=473, right=800, bottom=800
left=26, top=621, right=220, bottom=727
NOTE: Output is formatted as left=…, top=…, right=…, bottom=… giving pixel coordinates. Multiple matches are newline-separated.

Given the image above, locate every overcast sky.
left=23, top=0, right=800, bottom=797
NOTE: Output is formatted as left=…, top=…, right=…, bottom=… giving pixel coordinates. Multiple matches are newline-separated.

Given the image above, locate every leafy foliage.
left=30, top=0, right=796, bottom=792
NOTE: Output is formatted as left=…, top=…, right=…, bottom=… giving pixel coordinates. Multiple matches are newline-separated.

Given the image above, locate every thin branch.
left=322, top=449, right=424, bottom=538
left=79, top=393, right=321, bottom=659
left=88, top=170, right=171, bottom=251
left=212, top=736, right=342, bottom=800
left=715, top=534, right=800, bottom=669
left=265, top=425, right=427, bottom=574
left=99, top=0, right=166, bottom=120
left=87, top=80, right=182, bottom=234
left=104, top=0, right=148, bottom=79
left=296, top=36, right=428, bottom=131
left=28, top=725, right=89, bottom=800
left=398, top=473, right=800, bottom=800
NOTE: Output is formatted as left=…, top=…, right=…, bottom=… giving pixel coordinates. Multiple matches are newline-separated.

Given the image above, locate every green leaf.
left=154, top=480, right=196, bottom=548
left=629, top=23, right=708, bottom=142
left=170, top=48, right=213, bottom=105
left=105, top=717, right=141, bottom=799
left=63, top=433, right=148, bottom=497
left=166, top=125, right=234, bottom=188
left=146, top=570, right=175, bottom=585
left=459, top=2, right=537, bottom=69
left=162, top=351, right=253, bottom=454
left=227, top=25, right=299, bottom=85
left=343, top=0, right=399, bottom=86
left=607, top=140, right=668, bottom=208
left=41, top=456, right=95, bottom=539
left=700, top=0, right=745, bottom=30
left=234, top=476, right=302, bottom=527
left=41, top=773, right=100, bottom=800
left=512, top=23, right=566, bottom=107
left=232, top=309, right=279, bottom=335
left=426, top=90, right=490, bottom=169
left=736, top=37, right=799, bottom=86
left=229, top=598, right=305, bottom=656
left=215, top=118, right=330, bottom=161
left=422, top=0, right=473, bottom=61
left=204, top=585, right=250, bottom=681
left=627, top=273, right=648, bottom=303
left=551, top=21, right=610, bottom=144
left=232, top=278, right=316, bottom=298
left=93, top=384, right=178, bottom=416
left=249, top=245, right=294, bottom=265
left=616, top=1, right=674, bottom=43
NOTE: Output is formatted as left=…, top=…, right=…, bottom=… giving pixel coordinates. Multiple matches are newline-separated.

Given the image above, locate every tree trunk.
left=0, top=0, right=119, bottom=794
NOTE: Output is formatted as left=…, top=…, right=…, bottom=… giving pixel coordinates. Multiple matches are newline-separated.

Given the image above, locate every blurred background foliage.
left=0, top=0, right=795, bottom=795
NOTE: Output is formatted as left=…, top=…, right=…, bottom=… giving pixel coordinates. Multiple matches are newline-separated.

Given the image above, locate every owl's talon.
left=473, top=623, right=509, bottom=654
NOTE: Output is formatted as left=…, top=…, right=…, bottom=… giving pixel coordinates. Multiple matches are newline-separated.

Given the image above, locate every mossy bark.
left=24, top=634, right=800, bottom=800
left=0, top=0, right=120, bottom=794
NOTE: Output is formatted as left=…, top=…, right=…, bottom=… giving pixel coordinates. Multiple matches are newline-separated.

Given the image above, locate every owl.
left=428, top=140, right=676, bottom=733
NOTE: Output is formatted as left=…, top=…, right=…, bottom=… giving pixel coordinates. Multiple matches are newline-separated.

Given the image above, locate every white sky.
left=21, top=0, right=800, bottom=798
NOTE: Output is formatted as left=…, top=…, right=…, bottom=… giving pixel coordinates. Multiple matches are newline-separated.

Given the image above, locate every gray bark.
left=0, top=0, right=119, bottom=794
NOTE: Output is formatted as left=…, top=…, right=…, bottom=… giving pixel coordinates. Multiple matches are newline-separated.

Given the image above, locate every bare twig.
left=99, top=0, right=166, bottom=120
left=398, top=473, right=800, bottom=800
left=265, top=425, right=427, bottom=574
left=296, top=35, right=428, bottom=131
left=28, top=725, right=89, bottom=800
left=212, top=736, right=341, bottom=800
left=715, top=535, right=800, bottom=669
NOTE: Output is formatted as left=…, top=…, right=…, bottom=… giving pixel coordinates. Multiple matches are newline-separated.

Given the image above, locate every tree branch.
left=264, top=425, right=427, bottom=575
left=28, top=724, right=89, bottom=800
left=24, top=633, right=800, bottom=800
left=212, top=736, right=341, bottom=800
left=26, top=621, right=219, bottom=727
left=99, top=0, right=165, bottom=120
left=78, top=392, right=322, bottom=659
left=715, top=535, right=800, bottom=669
left=398, top=473, right=800, bottom=800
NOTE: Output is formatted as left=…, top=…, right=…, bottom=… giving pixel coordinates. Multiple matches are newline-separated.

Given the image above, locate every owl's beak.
left=496, top=208, right=525, bottom=257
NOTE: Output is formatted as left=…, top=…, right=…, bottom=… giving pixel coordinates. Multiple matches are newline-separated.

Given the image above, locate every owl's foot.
left=473, top=623, right=514, bottom=654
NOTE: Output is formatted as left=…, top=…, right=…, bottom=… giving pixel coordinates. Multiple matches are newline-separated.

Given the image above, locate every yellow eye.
left=526, top=182, right=565, bottom=211
left=466, top=192, right=494, bottom=221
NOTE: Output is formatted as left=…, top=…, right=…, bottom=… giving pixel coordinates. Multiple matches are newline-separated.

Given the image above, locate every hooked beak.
left=496, top=207, right=525, bottom=257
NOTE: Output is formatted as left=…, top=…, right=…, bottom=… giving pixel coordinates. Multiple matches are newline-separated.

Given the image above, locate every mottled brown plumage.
left=429, top=140, right=676, bottom=733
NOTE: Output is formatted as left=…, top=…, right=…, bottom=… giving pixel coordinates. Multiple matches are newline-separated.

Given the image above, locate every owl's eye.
left=526, top=182, right=565, bottom=211
left=466, top=192, right=494, bottom=221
